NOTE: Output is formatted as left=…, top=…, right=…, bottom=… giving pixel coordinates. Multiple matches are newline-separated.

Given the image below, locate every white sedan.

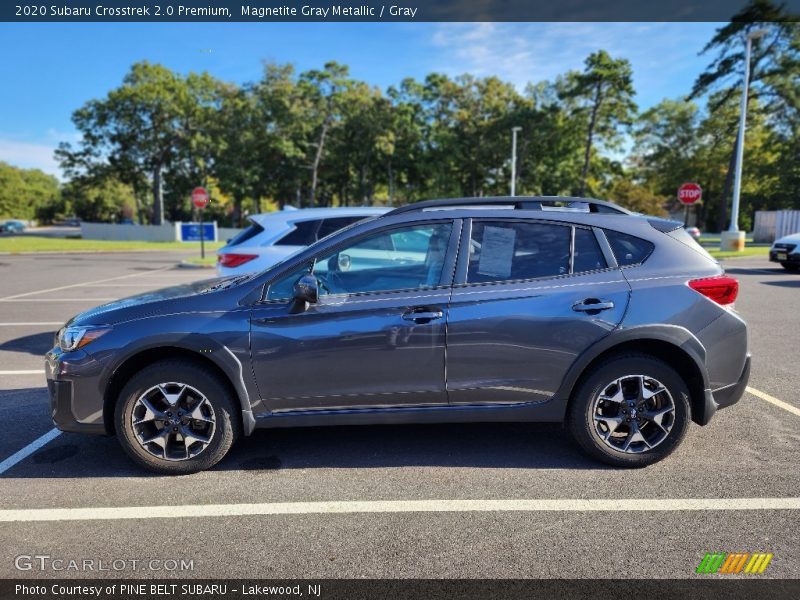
left=216, top=207, right=389, bottom=276
left=769, top=232, right=800, bottom=272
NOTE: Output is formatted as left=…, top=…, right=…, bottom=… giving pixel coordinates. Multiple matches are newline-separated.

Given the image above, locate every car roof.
left=370, top=195, right=679, bottom=236
left=250, top=207, right=388, bottom=227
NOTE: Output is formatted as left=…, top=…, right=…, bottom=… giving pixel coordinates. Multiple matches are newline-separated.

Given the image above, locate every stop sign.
left=191, top=186, right=209, bottom=209
left=678, top=183, right=702, bottom=205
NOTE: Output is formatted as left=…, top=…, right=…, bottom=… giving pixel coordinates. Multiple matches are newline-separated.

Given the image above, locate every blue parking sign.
left=180, top=222, right=216, bottom=242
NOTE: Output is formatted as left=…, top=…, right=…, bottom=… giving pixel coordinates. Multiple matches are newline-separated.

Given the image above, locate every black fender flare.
left=101, top=334, right=257, bottom=435
left=552, top=324, right=709, bottom=419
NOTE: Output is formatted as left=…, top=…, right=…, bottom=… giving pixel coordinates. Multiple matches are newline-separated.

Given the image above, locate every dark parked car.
left=1, top=219, right=26, bottom=233
left=46, top=197, right=750, bottom=474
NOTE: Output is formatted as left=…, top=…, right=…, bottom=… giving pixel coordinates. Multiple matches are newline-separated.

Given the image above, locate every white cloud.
left=0, top=138, right=61, bottom=177
left=428, top=22, right=721, bottom=108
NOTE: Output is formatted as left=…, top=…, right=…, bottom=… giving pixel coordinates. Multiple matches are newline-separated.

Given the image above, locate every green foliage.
left=29, top=8, right=795, bottom=231
left=562, top=50, right=637, bottom=195
left=607, top=179, right=668, bottom=217
left=0, top=162, right=60, bottom=221
left=62, top=177, right=137, bottom=223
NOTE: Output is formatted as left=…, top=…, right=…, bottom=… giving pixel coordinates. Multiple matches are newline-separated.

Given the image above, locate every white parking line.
left=747, top=386, right=800, bottom=417
left=0, top=428, right=61, bottom=476
left=0, top=322, right=63, bottom=326
left=0, top=497, right=798, bottom=522
left=0, top=266, right=172, bottom=301
left=0, top=370, right=45, bottom=375
left=0, top=298, right=116, bottom=302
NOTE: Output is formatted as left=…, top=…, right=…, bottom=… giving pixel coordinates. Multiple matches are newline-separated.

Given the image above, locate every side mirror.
left=292, top=274, right=319, bottom=305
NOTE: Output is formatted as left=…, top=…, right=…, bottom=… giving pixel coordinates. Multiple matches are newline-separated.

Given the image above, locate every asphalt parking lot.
left=0, top=251, right=798, bottom=579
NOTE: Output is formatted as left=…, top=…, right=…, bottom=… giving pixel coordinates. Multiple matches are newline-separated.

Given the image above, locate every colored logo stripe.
left=697, top=552, right=773, bottom=574
left=745, top=553, right=773, bottom=574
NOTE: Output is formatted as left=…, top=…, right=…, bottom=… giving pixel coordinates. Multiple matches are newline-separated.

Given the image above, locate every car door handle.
left=402, top=309, right=444, bottom=323
left=572, top=299, right=615, bottom=312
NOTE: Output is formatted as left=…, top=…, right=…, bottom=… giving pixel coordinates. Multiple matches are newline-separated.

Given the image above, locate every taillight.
left=218, top=253, right=258, bottom=268
left=688, top=275, right=739, bottom=306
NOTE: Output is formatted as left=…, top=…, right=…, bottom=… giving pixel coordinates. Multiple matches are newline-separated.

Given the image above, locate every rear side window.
left=468, top=221, right=570, bottom=283
left=604, top=230, right=654, bottom=266
left=573, top=228, right=607, bottom=273
left=275, top=219, right=321, bottom=246
left=317, top=216, right=364, bottom=239
left=226, top=222, right=264, bottom=247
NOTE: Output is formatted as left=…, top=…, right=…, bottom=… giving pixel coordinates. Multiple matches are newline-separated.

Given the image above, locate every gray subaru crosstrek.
left=46, top=197, right=750, bottom=474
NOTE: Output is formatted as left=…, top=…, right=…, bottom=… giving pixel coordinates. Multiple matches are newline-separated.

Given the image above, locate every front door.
left=249, top=220, right=457, bottom=411
left=446, top=219, right=630, bottom=405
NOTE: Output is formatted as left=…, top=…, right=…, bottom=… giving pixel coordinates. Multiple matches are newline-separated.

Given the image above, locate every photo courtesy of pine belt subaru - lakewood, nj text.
left=46, top=197, right=751, bottom=474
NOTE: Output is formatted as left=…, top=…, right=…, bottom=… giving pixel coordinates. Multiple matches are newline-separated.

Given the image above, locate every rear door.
left=445, top=218, right=630, bottom=405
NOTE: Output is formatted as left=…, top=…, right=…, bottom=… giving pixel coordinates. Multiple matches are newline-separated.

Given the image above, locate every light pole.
left=721, top=27, right=769, bottom=252
left=510, top=126, right=522, bottom=197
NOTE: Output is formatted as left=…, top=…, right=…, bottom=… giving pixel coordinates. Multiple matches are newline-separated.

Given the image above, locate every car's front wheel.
left=780, top=261, right=799, bottom=272
left=567, top=354, right=691, bottom=468
left=115, top=360, right=240, bottom=474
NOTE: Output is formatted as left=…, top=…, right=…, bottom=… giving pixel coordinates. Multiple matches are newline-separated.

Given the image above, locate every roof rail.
left=384, top=196, right=632, bottom=216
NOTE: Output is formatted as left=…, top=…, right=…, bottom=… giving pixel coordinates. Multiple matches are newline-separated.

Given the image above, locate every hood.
left=67, top=274, right=254, bottom=327
left=775, top=232, right=800, bottom=245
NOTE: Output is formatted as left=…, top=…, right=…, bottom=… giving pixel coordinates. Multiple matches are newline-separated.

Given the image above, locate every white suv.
left=217, top=207, right=388, bottom=276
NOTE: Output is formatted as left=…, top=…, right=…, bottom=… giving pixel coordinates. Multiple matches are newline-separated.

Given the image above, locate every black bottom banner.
left=2, top=579, right=800, bottom=600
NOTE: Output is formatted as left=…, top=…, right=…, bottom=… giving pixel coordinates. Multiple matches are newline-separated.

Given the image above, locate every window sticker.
left=477, top=225, right=516, bottom=278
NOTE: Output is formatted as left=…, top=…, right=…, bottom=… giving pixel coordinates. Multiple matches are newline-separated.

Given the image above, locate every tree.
left=0, top=162, right=60, bottom=221
left=62, top=177, right=137, bottom=223
left=607, top=179, right=667, bottom=216
left=297, top=62, right=352, bottom=207
left=563, top=50, right=637, bottom=196
left=689, top=1, right=800, bottom=228
left=56, top=61, right=223, bottom=224
left=633, top=99, right=701, bottom=214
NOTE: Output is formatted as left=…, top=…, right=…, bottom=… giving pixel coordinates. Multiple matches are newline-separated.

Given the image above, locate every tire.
left=780, top=262, right=799, bottom=272
left=114, top=359, right=240, bottom=475
left=566, top=353, right=691, bottom=468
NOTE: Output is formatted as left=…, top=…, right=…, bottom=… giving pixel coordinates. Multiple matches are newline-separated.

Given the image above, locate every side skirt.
left=252, top=398, right=567, bottom=430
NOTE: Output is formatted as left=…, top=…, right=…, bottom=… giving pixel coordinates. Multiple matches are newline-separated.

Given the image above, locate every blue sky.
left=0, top=21, right=722, bottom=177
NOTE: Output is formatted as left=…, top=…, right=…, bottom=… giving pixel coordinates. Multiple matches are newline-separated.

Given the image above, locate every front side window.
left=264, top=223, right=453, bottom=301
left=467, top=221, right=571, bottom=283
left=312, top=222, right=453, bottom=296
left=265, top=262, right=313, bottom=301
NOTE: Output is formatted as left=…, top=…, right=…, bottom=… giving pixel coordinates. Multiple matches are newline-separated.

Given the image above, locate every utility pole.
left=510, top=126, right=522, bottom=197
left=721, top=28, right=768, bottom=252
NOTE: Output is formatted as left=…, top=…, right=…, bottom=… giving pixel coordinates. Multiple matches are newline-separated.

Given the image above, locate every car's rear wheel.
left=780, top=262, right=799, bottom=272
left=115, top=360, right=240, bottom=474
left=567, top=354, right=690, bottom=468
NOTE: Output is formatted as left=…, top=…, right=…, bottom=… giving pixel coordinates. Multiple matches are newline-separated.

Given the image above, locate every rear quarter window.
left=275, top=219, right=321, bottom=246
left=604, top=230, right=654, bottom=266
left=226, top=222, right=264, bottom=247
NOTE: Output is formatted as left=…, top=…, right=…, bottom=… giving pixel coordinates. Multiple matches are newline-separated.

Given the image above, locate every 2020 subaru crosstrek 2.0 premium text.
left=46, top=197, right=750, bottom=474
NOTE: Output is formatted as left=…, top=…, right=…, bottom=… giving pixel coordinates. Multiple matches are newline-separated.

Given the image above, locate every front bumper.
left=45, top=348, right=108, bottom=435
left=697, top=354, right=751, bottom=426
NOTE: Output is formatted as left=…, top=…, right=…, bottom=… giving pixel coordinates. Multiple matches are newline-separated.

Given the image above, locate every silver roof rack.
left=385, top=196, right=632, bottom=216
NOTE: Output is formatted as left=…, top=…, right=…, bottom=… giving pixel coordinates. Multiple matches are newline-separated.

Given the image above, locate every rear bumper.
left=769, top=250, right=800, bottom=264
left=696, top=354, right=751, bottom=426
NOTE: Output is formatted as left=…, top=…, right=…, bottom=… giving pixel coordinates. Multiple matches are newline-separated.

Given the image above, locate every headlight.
left=57, top=325, right=111, bottom=352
